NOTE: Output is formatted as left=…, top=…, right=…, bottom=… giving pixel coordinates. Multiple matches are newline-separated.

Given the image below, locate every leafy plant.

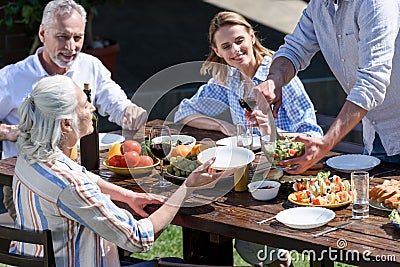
left=0, top=0, right=123, bottom=53
left=0, top=0, right=47, bottom=53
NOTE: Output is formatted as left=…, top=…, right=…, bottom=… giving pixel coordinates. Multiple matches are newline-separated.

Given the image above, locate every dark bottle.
left=80, top=83, right=100, bottom=170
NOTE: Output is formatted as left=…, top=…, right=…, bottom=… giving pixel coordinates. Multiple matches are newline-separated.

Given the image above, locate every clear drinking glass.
left=260, top=135, right=276, bottom=166
left=234, top=122, right=253, bottom=192
left=149, top=125, right=172, bottom=188
left=351, top=171, right=369, bottom=219
left=236, top=122, right=253, bottom=149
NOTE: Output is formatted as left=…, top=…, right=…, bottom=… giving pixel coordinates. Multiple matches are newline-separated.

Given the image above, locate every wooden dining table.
left=0, top=120, right=399, bottom=267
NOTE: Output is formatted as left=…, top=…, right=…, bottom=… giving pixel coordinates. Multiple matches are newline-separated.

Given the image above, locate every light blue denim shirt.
left=275, top=0, right=400, bottom=155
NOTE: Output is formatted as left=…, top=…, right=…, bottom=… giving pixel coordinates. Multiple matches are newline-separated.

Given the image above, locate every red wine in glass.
left=150, top=142, right=171, bottom=159
left=149, top=125, right=172, bottom=188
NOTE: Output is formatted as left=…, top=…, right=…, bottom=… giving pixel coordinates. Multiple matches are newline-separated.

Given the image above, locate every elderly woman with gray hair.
left=11, top=75, right=233, bottom=267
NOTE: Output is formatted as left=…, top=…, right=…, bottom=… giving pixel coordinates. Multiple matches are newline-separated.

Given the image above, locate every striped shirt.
left=174, top=56, right=323, bottom=137
left=11, top=154, right=154, bottom=267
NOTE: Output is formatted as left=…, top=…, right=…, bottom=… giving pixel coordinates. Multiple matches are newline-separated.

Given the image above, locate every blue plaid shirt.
left=174, top=56, right=323, bottom=137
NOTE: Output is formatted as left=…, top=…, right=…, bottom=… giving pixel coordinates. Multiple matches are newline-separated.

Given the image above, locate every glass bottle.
left=80, top=83, right=100, bottom=170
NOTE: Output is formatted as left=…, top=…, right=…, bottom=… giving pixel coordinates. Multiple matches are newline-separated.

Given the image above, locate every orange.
left=190, top=143, right=213, bottom=155
left=171, top=145, right=192, bottom=158
left=108, top=143, right=122, bottom=160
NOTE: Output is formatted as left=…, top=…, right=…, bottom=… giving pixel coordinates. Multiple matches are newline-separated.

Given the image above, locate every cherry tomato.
left=121, top=140, right=142, bottom=154
left=119, top=155, right=128, bottom=168
left=136, top=156, right=154, bottom=167
left=124, top=151, right=140, bottom=167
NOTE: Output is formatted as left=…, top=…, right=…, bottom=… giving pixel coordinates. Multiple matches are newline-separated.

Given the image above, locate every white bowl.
left=152, top=134, right=196, bottom=148
left=248, top=180, right=280, bottom=201
left=197, top=146, right=255, bottom=170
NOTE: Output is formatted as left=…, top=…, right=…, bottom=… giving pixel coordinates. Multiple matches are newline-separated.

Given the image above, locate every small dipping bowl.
left=248, top=180, right=281, bottom=201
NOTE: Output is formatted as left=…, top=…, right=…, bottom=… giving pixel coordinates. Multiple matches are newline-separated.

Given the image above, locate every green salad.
left=273, top=137, right=305, bottom=165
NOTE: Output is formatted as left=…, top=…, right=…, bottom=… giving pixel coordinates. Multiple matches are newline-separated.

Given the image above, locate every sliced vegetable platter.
left=288, top=171, right=352, bottom=208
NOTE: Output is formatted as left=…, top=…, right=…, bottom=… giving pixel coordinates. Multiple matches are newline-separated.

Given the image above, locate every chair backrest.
left=316, top=113, right=364, bottom=154
left=0, top=225, right=55, bottom=267
left=153, top=258, right=262, bottom=267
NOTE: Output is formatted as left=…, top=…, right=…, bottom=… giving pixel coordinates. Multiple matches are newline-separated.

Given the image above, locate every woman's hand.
left=185, top=157, right=236, bottom=189
left=244, top=110, right=272, bottom=136
left=124, top=191, right=166, bottom=218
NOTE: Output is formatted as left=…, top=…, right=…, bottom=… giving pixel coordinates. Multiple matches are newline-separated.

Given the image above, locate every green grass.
left=131, top=224, right=248, bottom=265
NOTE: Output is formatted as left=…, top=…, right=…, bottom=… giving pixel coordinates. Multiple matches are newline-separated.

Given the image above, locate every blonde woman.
left=174, top=11, right=322, bottom=139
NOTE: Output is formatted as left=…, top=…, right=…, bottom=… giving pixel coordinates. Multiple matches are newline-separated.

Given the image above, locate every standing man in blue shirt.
left=257, top=0, right=400, bottom=173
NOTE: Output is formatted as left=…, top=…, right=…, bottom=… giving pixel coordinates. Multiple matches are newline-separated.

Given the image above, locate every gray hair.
left=41, top=0, right=87, bottom=31
left=17, top=75, right=80, bottom=163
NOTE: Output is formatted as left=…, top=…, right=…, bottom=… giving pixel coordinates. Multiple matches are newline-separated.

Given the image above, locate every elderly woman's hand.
left=124, top=191, right=166, bottom=218
left=185, top=157, right=236, bottom=190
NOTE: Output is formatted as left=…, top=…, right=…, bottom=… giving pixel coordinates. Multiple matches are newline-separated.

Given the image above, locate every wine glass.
left=239, top=80, right=257, bottom=111
left=149, top=125, right=172, bottom=187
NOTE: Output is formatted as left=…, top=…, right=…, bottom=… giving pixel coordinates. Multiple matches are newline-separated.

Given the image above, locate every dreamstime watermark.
left=257, top=238, right=397, bottom=263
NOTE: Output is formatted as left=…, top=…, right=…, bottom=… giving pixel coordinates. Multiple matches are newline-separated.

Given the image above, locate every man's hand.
left=124, top=191, right=166, bottom=218
left=121, top=105, right=148, bottom=130
left=255, top=79, right=282, bottom=118
left=0, top=124, right=19, bottom=142
left=280, top=135, right=331, bottom=174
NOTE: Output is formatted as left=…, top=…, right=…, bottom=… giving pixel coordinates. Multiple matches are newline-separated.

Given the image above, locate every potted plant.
left=0, top=0, right=122, bottom=73
left=0, top=0, right=47, bottom=65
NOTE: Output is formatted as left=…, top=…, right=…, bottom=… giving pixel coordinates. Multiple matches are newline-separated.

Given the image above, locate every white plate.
left=99, top=133, right=125, bottom=150
left=197, top=146, right=255, bottom=170
left=152, top=135, right=196, bottom=148
left=326, top=154, right=380, bottom=173
left=216, top=135, right=261, bottom=150
left=276, top=207, right=335, bottom=229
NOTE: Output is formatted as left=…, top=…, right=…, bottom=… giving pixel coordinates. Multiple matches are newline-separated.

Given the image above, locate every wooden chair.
left=153, top=257, right=263, bottom=267
left=0, top=225, right=55, bottom=267
left=316, top=113, right=364, bottom=154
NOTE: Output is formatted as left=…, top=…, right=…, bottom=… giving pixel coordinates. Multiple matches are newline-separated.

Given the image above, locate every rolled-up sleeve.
left=273, top=6, right=321, bottom=73
left=93, top=64, right=134, bottom=125
left=174, top=80, right=230, bottom=123
left=346, top=0, right=398, bottom=111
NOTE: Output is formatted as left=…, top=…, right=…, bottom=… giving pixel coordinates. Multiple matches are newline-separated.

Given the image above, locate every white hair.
left=17, top=75, right=80, bottom=163
left=41, top=0, right=87, bottom=31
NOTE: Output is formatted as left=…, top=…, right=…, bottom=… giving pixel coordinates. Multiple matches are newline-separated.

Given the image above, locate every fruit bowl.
left=103, top=158, right=159, bottom=176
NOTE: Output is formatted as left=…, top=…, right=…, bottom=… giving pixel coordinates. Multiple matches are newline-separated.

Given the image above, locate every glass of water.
left=236, top=122, right=253, bottom=149
left=351, top=171, right=369, bottom=219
